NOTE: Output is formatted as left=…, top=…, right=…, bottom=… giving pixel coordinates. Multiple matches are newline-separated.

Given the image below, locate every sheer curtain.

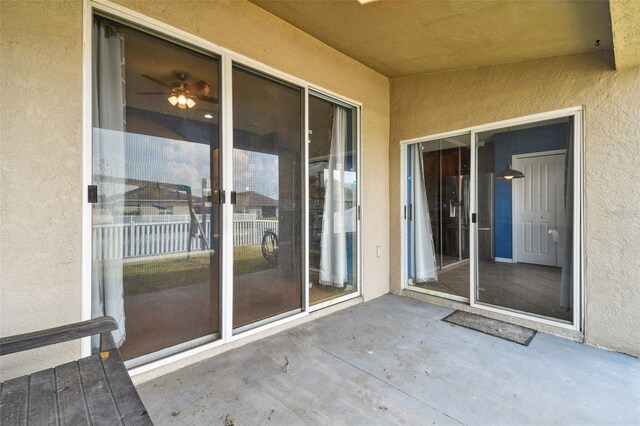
left=320, top=106, right=348, bottom=287
left=410, top=144, right=438, bottom=283
left=91, top=20, right=126, bottom=347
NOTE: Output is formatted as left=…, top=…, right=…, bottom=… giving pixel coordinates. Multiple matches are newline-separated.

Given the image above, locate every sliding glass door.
left=91, top=16, right=221, bottom=362
left=308, top=94, right=359, bottom=306
left=91, top=13, right=361, bottom=365
left=473, top=116, right=577, bottom=324
left=231, top=66, right=304, bottom=331
left=406, top=135, right=471, bottom=300
left=404, top=111, right=580, bottom=328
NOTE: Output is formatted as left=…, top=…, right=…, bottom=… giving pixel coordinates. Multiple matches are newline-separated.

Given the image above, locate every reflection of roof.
left=236, top=191, right=277, bottom=207
left=116, top=187, right=203, bottom=203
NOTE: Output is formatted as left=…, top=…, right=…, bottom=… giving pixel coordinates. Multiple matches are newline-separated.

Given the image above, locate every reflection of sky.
left=93, top=129, right=279, bottom=199
left=234, top=149, right=279, bottom=199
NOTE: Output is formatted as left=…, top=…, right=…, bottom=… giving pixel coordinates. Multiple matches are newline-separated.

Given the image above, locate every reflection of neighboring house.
left=106, top=186, right=204, bottom=216
left=234, top=191, right=278, bottom=219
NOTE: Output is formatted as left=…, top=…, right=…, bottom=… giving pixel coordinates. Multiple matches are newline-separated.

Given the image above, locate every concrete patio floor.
left=137, top=295, right=640, bottom=425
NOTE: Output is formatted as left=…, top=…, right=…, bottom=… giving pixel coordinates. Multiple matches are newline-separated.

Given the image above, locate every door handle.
left=548, top=229, right=559, bottom=242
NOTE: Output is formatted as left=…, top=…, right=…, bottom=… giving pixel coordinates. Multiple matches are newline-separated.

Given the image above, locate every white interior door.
left=514, top=153, right=565, bottom=267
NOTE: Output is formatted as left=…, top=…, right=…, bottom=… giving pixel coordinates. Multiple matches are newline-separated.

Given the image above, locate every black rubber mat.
left=442, top=310, right=537, bottom=346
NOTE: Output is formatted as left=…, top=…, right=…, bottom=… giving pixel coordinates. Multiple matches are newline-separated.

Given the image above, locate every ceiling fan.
left=137, top=72, right=218, bottom=109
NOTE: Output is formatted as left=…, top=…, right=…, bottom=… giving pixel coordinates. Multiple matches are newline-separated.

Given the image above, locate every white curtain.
left=320, top=106, right=348, bottom=287
left=91, top=20, right=126, bottom=347
left=410, top=144, right=438, bottom=283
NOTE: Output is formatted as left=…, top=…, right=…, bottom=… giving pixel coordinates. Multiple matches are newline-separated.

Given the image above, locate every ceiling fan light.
left=186, top=98, right=196, bottom=108
left=177, top=94, right=188, bottom=106
left=168, top=95, right=178, bottom=106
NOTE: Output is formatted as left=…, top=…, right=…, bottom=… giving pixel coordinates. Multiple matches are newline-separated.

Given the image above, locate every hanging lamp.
left=496, top=163, right=525, bottom=180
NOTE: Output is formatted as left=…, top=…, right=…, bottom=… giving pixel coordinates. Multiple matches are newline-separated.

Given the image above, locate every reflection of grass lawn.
left=123, top=245, right=273, bottom=297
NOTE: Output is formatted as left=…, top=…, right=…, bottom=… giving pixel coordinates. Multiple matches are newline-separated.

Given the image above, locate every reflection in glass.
left=232, top=66, right=303, bottom=330
left=407, top=136, right=471, bottom=298
left=308, top=95, right=358, bottom=305
left=476, top=118, right=574, bottom=322
left=91, top=16, right=221, bottom=361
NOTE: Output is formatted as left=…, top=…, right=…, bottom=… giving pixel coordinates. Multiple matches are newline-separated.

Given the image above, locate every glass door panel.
left=91, top=15, right=221, bottom=362
left=231, top=66, right=303, bottom=330
left=474, top=117, right=575, bottom=322
left=308, top=94, right=359, bottom=305
left=406, top=135, right=471, bottom=299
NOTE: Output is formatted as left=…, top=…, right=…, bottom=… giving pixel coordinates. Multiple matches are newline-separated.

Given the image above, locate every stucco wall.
left=390, top=50, right=640, bottom=356
left=0, top=0, right=390, bottom=380
left=0, top=0, right=85, bottom=381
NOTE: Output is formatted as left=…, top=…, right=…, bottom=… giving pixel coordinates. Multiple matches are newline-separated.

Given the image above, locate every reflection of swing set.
left=95, top=175, right=210, bottom=253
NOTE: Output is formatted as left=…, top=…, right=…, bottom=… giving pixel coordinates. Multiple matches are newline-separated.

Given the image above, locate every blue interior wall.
left=493, top=123, right=568, bottom=259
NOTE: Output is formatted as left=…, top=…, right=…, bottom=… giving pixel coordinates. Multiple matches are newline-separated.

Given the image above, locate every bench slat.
left=0, top=375, right=29, bottom=426
left=55, top=361, right=90, bottom=426
left=27, top=368, right=57, bottom=425
left=101, top=350, right=152, bottom=426
left=78, top=355, right=122, bottom=426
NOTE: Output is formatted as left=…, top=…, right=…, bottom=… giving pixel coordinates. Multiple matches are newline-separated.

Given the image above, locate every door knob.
left=548, top=229, right=559, bottom=242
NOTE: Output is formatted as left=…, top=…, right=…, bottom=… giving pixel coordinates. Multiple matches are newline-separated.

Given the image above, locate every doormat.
left=442, top=311, right=537, bottom=346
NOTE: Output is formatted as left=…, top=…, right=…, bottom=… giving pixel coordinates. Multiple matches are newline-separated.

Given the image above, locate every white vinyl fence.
left=92, top=218, right=278, bottom=260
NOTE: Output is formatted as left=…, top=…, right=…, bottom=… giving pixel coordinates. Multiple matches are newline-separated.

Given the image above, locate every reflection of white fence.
left=92, top=219, right=278, bottom=260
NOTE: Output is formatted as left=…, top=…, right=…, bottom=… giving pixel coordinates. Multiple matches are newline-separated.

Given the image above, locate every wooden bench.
left=0, top=317, right=153, bottom=425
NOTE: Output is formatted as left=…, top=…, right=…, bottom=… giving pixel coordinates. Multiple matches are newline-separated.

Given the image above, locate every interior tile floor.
left=414, top=260, right=572, bottom=321
left=137, top=295, right=639, bottom=425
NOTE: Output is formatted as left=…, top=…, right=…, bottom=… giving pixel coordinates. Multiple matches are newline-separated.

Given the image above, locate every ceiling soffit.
left=250, top=0, right=614, bottom=78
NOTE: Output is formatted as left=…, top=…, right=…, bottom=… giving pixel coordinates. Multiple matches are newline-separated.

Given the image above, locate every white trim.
left=83, top=0, right=365, bottom=368
left=80, top=0, right=94, bottom=357
left=309, top=290, right=361, bottom=312
left=511, top=149, right=567, bottom=265
left=470, top=130, right=478, bottom=307
left=399, top=108, right=583, bottom=332
left=303, top=86, right=310, bottom=313
left=406, top=285, right=470, bottom=304
left=221, top=52, right=233, bottom=342
left=494, top=257, right=515, bottom=263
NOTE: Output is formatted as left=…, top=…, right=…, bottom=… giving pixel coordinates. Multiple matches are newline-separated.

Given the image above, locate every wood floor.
left=413, top=260, right=572, bottom=321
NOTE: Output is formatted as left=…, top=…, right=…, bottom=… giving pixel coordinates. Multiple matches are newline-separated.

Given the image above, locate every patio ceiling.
left=249, top=0, right=615, bottom=77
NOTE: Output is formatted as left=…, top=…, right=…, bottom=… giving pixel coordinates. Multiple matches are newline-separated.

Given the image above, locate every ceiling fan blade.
left=136, top=92, right=168, bottom=95
left=187, top=80, right=210, bottom=93
left=194, top=95, right=219, bottom=104
left=141, top=74, right=172, bottom=88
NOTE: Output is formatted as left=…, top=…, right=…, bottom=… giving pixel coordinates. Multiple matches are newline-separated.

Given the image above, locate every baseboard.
left=494, top=257, right=515, bottom=263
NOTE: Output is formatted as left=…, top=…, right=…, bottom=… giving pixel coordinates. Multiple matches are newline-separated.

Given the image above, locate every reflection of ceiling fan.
left=137, top=72, right=218, bottom=109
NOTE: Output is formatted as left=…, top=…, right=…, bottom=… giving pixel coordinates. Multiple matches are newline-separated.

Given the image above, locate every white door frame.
left=83, top=0, right=363, bottom=376
left=511, top=149, right=567, bottom=265
left=400, top=107, right=583, bottom=332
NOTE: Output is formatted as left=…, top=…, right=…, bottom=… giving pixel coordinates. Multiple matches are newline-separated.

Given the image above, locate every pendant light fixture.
left=496, top=163, right=525, bottom=180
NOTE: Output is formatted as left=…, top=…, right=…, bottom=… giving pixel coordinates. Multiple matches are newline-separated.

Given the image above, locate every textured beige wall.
left=0, top=0, right=84, bottom=381
left=610, top=0, right=640, bottom=70
left=390, top=50, right=640, bottom=356
left=0, top=0, right=390, bottom=380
